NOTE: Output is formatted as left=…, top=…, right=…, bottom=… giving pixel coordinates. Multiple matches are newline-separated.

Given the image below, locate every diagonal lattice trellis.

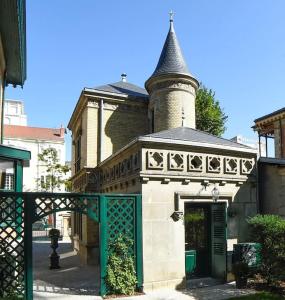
left=0, top=192, right=141, bottom=299
left=31, top=194, right=99, bottom=223
left=107, top=197, right=135, bottom=254
left=0, top=194, right=25, bottom=297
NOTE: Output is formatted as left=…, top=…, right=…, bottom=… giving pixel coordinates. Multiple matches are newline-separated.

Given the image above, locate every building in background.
left=253, top=107, right=285, bottom=218
left=231, top=135, right=266, bottom=157
left=4, top=99, right=27, bottom=126
left=3, top=98, right=68, bottom=191
left=3, top=98, right=70, bottom=232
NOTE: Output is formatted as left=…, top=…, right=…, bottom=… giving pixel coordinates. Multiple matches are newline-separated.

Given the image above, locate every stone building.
left=253, top=108, right=285, bottom=217
left=69, top=18, right=258, bottom=290
left=3, top=100, right=67, bottom=192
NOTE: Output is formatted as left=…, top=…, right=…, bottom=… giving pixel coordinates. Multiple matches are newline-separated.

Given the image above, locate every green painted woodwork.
left=211, top=203, right=227, bottom=280
left=184, top=204, right=211, bottom=277
left=0, top=192, right=142, bottom=299
left=0, top=0, right=27, bottom=86
left=0, top=145, right=30, bottom=161
left=185, top=250, right=196, bottom=276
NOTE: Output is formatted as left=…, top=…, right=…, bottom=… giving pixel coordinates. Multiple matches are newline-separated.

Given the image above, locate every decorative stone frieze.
left=133, top=152, right=140, bottom=170
left=241, top=158, right=254, bottom=174
left=224, top=158, right=238, bottom=174
left=168, top=152, right=184, bottom=171
left=207, top=156, right=221, bottom=173
left=120, top=160, right=127, bottom=176
left=147, top=151, right=164, bottom=169
left=188, top=155, right=203, bottom=172
left=152, top=81, right=195, bottom=94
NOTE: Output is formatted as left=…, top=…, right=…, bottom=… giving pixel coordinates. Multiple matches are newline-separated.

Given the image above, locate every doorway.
left=184, top=202, right=227, bottom=280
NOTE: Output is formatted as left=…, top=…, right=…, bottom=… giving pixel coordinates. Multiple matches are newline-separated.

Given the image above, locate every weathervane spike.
left=169, top=10, right=174, bottom=22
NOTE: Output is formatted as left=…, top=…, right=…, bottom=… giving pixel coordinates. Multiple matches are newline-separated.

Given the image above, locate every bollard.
left=48, top=228, right=60, bottom=269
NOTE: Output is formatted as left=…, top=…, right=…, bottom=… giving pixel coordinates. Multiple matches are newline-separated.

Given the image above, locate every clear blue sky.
left=6, top=1, right=285, bottom=160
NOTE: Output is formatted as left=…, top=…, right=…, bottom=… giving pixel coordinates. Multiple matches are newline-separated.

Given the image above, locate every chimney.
left=121, top=73, right=127, bottom=82
left=59, top=125, right=65, bottom=137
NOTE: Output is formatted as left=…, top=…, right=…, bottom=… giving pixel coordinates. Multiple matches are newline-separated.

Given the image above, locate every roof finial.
left=169, top=10, right=174, bottom=23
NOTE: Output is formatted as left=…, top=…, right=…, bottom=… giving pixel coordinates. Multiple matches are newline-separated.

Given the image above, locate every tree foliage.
left=195, top=84, right=228, bottom=137
left=248, top=214, right=285, bottom=284
left=38, top=147, right=70, bottom=192
left=105, top=234, right=137, bottom=295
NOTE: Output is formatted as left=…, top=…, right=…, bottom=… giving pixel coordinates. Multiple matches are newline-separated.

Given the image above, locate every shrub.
left=105, top=234, right=137, bottom=295
left=248, top=214, right=285, bottom=284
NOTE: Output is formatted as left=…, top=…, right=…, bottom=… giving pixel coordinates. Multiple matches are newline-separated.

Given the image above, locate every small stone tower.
left=145, top=15, right=199, bottom=132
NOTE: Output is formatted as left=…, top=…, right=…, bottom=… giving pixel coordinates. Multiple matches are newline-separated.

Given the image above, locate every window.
left=0, top=159, right=15, bottom=191
left=74, top=135, right=81, bottom=173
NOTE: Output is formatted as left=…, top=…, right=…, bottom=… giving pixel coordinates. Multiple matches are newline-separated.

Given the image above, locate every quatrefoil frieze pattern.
left=168, top=152, right=184, bottom=171
left=147, top=151, right=164, bottom=169
left=225, top=158, right=238, bottom=174
left=207, top=156, right=221, bottom=173
left=188, top=155, right=203, bottom=172
left=241, top=159, right=254, bottom=174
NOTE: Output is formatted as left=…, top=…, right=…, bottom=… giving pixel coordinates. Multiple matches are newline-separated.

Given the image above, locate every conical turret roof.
left=150, top=19, right=192, bottom=79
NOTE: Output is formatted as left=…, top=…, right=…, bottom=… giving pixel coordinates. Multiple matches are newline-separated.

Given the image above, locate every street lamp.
left=212, top=186, right=220, bottom=202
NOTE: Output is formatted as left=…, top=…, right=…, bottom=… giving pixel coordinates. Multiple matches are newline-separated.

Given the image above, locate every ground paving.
left=33, top=241, right=256, bottom=300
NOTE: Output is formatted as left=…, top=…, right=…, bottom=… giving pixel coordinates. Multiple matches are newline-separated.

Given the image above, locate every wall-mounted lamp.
left=171, top=211, right=184, bottom=222
left=211, top=186, right=220, bottom=202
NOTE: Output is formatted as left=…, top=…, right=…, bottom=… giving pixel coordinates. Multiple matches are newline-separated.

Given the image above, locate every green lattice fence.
left=0, top=192, right=142, bottom=299
left=0, top=194, right=25, bottom=297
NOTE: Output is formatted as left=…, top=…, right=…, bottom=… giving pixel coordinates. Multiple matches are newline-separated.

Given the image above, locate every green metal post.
left=135, top=195, right=143, bottom=289
left=99, top=195, right=108, bottom=296
left=24, top=195, right=34, bottom=300
left=15, top=160, right=23, bottom=235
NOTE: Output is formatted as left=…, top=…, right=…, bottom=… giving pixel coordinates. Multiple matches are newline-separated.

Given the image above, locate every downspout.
left=280, top=119, right=284, bottom=158
left=98, top=99, right=104, bottom=164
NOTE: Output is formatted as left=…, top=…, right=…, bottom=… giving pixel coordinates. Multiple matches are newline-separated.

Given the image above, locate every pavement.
left=33, top=241, right=256, bottom=300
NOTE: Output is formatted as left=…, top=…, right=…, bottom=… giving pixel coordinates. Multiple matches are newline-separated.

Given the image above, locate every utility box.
left=185, top=250, right=196, bottom=277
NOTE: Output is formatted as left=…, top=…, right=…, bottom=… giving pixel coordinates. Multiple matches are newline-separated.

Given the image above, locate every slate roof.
left=4, top=125, right=65, bottom=141
left=149, top=20, right=192, bottom=79
left=94, top=81, right=149, bottom=99
left=144, top=127, right=251, bottom=149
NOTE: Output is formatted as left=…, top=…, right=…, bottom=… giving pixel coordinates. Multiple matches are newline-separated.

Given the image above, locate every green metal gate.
left=0, top=192, right=142, bottom=299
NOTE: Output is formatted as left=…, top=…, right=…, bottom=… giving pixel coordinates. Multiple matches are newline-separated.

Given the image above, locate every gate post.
left=135, top=195, right=143, bottom=289
left=99, top=195, right=108, bottom=296
left=24, top=195, right=34, bottom=300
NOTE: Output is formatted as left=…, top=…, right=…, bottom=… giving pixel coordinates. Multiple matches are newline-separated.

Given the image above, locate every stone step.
left=187, top=277, right=223, bottom=289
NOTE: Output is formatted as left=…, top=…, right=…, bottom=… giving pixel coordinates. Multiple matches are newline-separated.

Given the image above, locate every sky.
left=6, top=0, right=285, bottom=160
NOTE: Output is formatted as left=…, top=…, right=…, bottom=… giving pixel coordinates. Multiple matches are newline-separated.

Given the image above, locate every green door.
left=211, top=203, right=227, bottom=280
left=184, top=204, right=211, bottom=278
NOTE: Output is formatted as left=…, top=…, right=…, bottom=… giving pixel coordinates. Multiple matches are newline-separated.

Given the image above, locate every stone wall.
left=259, top=160, right=285, bottom=217
left=146, top=75, right=198, bottom=132
left=96, top=140, right=257, bottom=291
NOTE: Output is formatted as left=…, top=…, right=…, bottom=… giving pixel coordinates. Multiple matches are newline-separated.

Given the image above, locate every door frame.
left=175, top=191, right=231, bottom=280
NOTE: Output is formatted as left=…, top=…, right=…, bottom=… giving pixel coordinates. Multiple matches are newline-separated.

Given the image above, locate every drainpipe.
left=280, top=119, right=284, bottom=158
left=98, top=99, right=104, bottom=164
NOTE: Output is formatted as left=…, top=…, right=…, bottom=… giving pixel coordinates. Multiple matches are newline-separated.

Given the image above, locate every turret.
left=145, top=13, right=199, bottom=132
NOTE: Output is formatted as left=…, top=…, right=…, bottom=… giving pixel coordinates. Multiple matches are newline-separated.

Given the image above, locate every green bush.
left=248, top=214, right=285, bottom=284
left=105, top=234, right=137, bottom=295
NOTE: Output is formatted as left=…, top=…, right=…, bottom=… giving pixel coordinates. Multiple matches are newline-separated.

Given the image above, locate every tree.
left=38, top=147, right=70, bottom=192
left=195, top=84, right=228, bottom=137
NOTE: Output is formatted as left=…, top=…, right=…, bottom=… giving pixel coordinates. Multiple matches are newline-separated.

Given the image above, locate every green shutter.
left=211, top=203, right=227, bottom=279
